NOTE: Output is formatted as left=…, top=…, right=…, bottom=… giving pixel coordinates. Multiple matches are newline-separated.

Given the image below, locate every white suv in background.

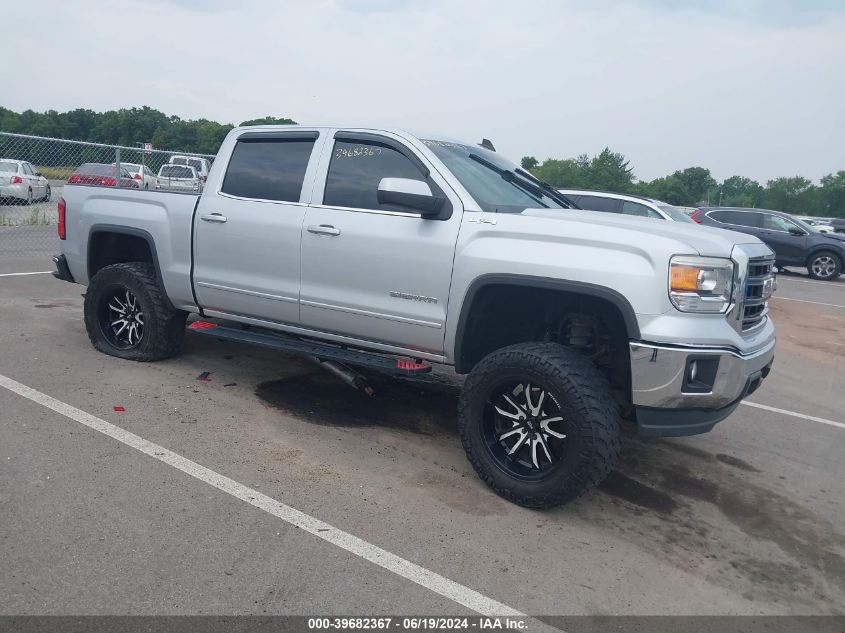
left=169, top=155, right=210, bottom=182
left=559, top=189, right=696, bottom=223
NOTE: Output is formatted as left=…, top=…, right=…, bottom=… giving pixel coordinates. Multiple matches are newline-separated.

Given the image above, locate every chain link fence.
left=0, top=132, right=214, bottom=260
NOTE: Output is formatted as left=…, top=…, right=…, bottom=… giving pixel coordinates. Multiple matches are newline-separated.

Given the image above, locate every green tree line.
left=0, top=106, right=296, bottom=155
left=1, top=107, right=841, bottom=217
left=521, top=149, right=845, bottom=218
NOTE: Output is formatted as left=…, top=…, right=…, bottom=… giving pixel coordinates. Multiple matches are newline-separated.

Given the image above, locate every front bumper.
left=630, top=338, right=775, bottom=437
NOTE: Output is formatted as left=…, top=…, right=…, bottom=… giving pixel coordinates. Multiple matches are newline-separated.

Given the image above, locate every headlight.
left=669, top=255, right=735, bottom=313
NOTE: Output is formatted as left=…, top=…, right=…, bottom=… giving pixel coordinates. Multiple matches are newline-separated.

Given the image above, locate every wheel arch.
left=87, top=224, right=164, bottom=288
left=452, top=273, right=640, bottom=374
left=805, top=247, right=843, bottom=266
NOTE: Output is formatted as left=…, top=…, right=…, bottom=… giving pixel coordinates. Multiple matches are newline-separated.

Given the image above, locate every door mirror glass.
left=377, top=177, right=444, bottom=217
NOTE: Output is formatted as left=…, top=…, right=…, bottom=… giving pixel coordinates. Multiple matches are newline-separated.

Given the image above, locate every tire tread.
left=84, top=262, right=186, bottom=362
left=458, top=342, right=622, bottom=508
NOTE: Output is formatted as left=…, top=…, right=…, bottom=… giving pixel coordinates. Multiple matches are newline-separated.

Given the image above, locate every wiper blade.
left=515, top=168, right=580, bottom=209
left=469, top=153, right=549, bottom=204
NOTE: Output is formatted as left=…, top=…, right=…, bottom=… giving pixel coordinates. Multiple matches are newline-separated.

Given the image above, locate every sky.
left=2, top=0, right=844, bottom=183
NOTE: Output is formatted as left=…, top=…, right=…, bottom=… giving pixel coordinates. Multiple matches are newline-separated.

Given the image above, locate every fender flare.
left=452, top=273, right=641, bottom=374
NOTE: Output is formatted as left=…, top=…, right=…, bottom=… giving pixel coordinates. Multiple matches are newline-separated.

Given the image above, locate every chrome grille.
left=742, top=256, right=775, bottom=331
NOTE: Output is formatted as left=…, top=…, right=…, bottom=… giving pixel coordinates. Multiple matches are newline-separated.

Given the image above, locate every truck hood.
left=521, top=208, right=764, bottom=258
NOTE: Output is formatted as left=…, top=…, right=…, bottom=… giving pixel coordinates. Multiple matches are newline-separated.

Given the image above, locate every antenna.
left=480, top=138, right=496, bottom=152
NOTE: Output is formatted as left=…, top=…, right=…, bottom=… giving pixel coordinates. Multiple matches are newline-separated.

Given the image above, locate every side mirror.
left=788, top=227, right=806, bottom=236
left=377, top=177, right=444, bottom=217
left=35, top=172, right=42, bottom=177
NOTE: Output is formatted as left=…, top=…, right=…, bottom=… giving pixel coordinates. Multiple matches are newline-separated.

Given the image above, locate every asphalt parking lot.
left=1, top=235, right=843, bottom=618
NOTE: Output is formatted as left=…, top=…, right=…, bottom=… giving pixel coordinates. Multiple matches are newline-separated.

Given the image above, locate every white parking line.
left=777, top=276, right=845, bottom=289
left=0, top=271, right=52, bottom=277
left=773, top=296, right=845, bottom=309
left=0, top=373, right=524, bottom=618
left=741, top=401, right=845, bottom=430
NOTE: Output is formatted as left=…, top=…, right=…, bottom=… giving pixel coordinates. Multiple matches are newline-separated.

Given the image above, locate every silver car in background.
left=156, top=164, right=201, bottom=193
left=117, top=163, right=157, bottom=190
left=0, top=159, right=51, bottom=204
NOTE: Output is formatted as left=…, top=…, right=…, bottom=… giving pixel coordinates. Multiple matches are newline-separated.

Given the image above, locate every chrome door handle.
left=201, top=213, right=227, bottom=223
left=307, top=224, right=341, bottom=236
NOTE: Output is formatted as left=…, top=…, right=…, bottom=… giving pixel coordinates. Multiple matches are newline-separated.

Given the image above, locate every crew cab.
left=52, top=125, right=777, bottom=508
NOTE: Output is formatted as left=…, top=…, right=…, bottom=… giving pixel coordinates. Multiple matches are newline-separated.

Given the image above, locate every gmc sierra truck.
left=53, top=125, right=777, bottom=508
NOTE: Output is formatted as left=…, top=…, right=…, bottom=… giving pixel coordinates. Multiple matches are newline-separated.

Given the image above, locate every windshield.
left=657, top=204, right=696, bottom=223
left=121, top=164, right=141, bottom=173
left=789, top=215, right=816, bottom=233
left=422, top=140, right=566, bottom=213
left=0, top=162, right=17, bottom=173
left=187, top=159, right=203, bottom=172
left=170, top=157, right=187, bottom=166
left=160, top=165, right=194, bottom=178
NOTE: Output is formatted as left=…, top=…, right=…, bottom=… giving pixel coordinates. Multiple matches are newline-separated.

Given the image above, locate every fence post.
left=115, top=147, right=121, bottom=188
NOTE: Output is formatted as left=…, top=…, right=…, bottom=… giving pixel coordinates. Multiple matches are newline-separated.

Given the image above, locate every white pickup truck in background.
left=52, top=125, right=777, bottom=508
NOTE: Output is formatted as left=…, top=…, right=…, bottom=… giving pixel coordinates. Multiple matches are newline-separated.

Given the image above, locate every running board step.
left=187, top=320, right=432, bottom=376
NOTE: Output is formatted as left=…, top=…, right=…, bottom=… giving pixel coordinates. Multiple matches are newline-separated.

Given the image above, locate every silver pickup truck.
left=53, top=125, right=776, bottom=508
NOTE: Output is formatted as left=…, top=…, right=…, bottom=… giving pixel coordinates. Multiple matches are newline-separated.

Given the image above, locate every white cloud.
left=3, top=0, right=844, bottom=182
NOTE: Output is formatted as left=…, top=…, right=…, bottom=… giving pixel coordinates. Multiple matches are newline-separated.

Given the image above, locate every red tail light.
left=57, top=198, right=66, bottom=240
left=690, top=209, right=703, bottom=224
left=100, top=177, right=116, bottom=186
left=133, top=173, right=142, bottom=180
left=11, top=175, right=22, bottom=184
left=68, top=175, right=80, bottom=183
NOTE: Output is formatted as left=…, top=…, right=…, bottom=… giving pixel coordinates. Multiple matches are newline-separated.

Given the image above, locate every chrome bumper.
left=630, top=339, right=775, bottom=411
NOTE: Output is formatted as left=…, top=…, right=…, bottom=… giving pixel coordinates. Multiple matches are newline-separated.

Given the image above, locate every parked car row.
left=694, top=207, right=845, bottom=280
left=556, top=186, right=844, bottom=281
left=65, top=159, right=206, bottom=195
left=795, top=216, right=836, bottom=233
left=0, top=159, right=51, bottom=204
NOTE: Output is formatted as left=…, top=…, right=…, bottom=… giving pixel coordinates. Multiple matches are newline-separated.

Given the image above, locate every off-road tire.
left=807, top=251, right=842, bottom=280
left=458, top=342, right=622, bottom=508
left=84, top=262, right=187, bottom=361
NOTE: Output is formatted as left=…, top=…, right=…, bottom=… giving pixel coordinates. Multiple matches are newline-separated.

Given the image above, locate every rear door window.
left=762, top=214, right=801, bottom=232
left=622, top=200, right=662, bottom=219
left=576, top=195, right=622, bottom=214
left=708, top=210, right=762, bottom=228
left=221, top=136, right=317, bottom=203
